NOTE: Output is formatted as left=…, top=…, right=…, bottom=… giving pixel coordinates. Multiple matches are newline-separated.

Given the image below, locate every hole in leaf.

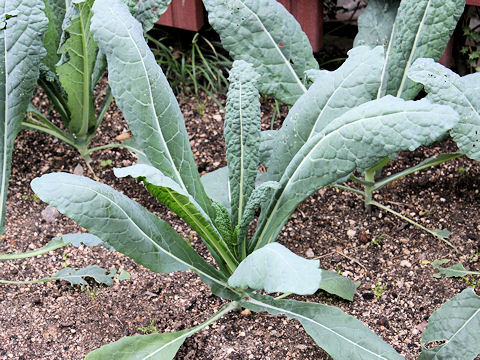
left=424, top=340, right=447, bottom=350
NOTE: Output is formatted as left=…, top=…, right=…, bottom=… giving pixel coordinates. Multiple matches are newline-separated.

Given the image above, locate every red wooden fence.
left=156, top=0, right=480, bottom=56
left=466, top=0, right=480, bottom=5
left=156, top=0, right=204, bottom=32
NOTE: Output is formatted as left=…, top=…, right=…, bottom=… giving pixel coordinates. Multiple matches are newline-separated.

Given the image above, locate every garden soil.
left=0, top=88, right=479, bottom=360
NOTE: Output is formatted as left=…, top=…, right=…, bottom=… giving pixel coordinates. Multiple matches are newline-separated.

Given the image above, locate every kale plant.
left=339, top=0, right=480, bottom=247
left=0, top=0, right=171, bottom=236
left=29, top=0, right=468, bottom=358
left=203, top=0, right=469, bottom=247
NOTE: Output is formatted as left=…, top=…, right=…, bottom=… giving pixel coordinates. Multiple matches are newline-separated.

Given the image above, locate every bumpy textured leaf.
left=114, top=164, right=235, bottom=271
left=408, top=58, right=480, bottom=161
left=378, top=0, right=464, bottom=99
left=224, top=60, right=261, bottom=227
left=319, top=270, right=360, bottom=302
left=228, top=243, right=322, bottom=295
left=57, top=0, right=96, bottom=137
left=237, top=181, right=279, bottom=244
left=132, top=0, right=172, bottom=32
left=240, top=293, right=403, bottom=359
left=212, top=201, right=235, bottom=249
left=431, top=259, right=480, bottom=278
left=267, top=46, right=385, bottom=182
left=42, top=0, right=65, bottom=72
left=254, top=96, right=459, bottom=248
left=91, top=0, right=212, bottom=216
left=419, top=288, right=480, bottom=360
left=0, top=0, right=48, bottom=234
left=354, top=0, right=400, bottom=48
left=53, top=265, right=115, bottom=286
left=201, top=166, right=230, bottom=210
left=203, top=0, right=318, bottom=105
left=31, top=173, right=228, bottom=289
left=259, top=130, right=277, bottom=167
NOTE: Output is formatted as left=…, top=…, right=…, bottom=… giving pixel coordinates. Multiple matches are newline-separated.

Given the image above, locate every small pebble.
left=305, top=248, right=315, bottom=258
left=41, top=205, right=60, bottom=223
left=400, top=260, right=412, bottom=268
left=241, top=309, right=251, bottom=316
left=347, top=229, right=357, bottom=238
left=73, top=164, right=84, bottom=176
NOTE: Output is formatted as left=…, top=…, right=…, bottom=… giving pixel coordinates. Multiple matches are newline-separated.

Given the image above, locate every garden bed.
left=0, top=87, right=479, bottom=359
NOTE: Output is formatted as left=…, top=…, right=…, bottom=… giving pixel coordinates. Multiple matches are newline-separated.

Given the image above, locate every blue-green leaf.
left=254, top=96, right=459, bottom=249
left=228, top=243, right=322, bottom=295
left=419, top=288, right=480, bottom=360
left=0, top=0, right=48, bottom=235
left=266, top=46, right=385, bottom=182
left=0, top=233, right=110, bottom=261
left=408, top=58, right=480, bottom=161
left=224, top=60, right=261, bottom=227
left=114, top=164, right=237, bottom=273
left=86, top=330, right=192, bottom=360
left=354, top=0, right=400, bottom=48
left=53, top=265, right=115, bottom=286
left=203, top=0, right=318, bottom=105
left=201, top=166, right=230, bottom=211
left=41, top=0, right=65, bottom=72
left=240, top=293, right=403, bottom=359
left=237, top=181, right=279, bottom=245
left=318, top=270, right=360, bottom=302
left=31, top=173, right=228, bottom=288
left=378, top=0, right=464, bottom=99
left=132, top=0, right=172, bottom=32
left=85, top=302, right=238, bottom=360
left=259, top=130, right=277, bottom=167
left=431, top=259, right=480, bottom=278
left=91, top=0, right=213, bottom=217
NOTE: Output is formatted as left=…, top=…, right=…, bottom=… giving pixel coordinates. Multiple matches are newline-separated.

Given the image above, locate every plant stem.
left=83, top=143, right=146, bottom=157
left=22, top=114, right=77, bottom=149
left=363, top=168, right=376, bottom=212
left=274, top=292, right=292, bottom=300
left=330, top=184, right=364, bottom=196
left=369, top=200, right=457, bottom=251
left=0, top=243, right=67, bottom=261
left=0, top=277, right=55, bottom=285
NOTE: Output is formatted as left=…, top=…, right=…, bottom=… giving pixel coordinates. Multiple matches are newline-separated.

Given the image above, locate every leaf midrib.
left=238, top=0, right=307, bottom=94
left=306, top=53, right=375, bottom=142
left=238, top=80, right=245, bottom=225
left=247, top=297, right=392, bottom=359
left=106, top=5, right=187, bottom=191
left=396, top=0, right=431, bottom=98
left=78, top=3, right=90, bottom=137
left=257, top=108, right=442, bottom=246
left=428, top=302, right=480, bottom=358
left=63, top=181, right=228, bottom=288
left=1, top=12, right=9, bottom=226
